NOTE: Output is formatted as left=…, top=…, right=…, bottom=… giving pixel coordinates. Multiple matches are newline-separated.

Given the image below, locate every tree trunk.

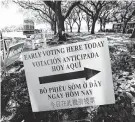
left=65, top=23, right=68, bottom=32
left=77, top=25, right=81, bottom=33
left=100, top=22, right=103, bottom=31
left=54, top=21, right=57, bottom=35
left=51, top=22, right=54, bottom=31
left=123, top=21, right=128, bottom=33
left=0, top=31, right=2, bottom=39
left=70, top=26, right=72, bottom=32
left=50, top=21, right=56, bottom=35
left=55, top=2, right=66, bottom=41
left=130, top=28, right=135, bottom=38
left=57, top=16, right=65, bottom=41
left=76, top=22, right=81, bottom=33
left=99, top=18, right=103, bottom=31
left=56, top=10, right=66, bottom=41
left=91, top=19, right=96, bottom=34
left=57, top=16, right=65, bottom=34
left=88, top=25, right=90, bottom=32
left=87, top=21, right=90, bottom=32
left=103, top=23, right=106, bottom=31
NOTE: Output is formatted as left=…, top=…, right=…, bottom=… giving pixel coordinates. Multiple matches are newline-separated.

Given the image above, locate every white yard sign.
left=22, top=38, right=115, bottom=112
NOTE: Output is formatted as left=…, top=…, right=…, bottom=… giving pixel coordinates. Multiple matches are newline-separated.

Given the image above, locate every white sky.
left=0, top=1, right=112, bottom=31
left=0, top=3, right=23, bottom=29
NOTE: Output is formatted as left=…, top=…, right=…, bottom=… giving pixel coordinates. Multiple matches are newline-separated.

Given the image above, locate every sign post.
left=22, top=38, right=115, bottom=112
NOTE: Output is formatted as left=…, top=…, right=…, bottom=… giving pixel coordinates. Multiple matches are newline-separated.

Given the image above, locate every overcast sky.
left=0, top=1, right=112, bottom=32
left=0, top=2, right=24, bottom=29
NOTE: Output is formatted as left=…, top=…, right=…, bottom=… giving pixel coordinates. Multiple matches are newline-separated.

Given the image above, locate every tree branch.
left=38, top=11, right=51, bottom=24
left=78, top=4, right=93, bottom=17
left=13, top=0, right=47, bottom=15
left=90, top=1, right=97, bottom=10
left=127, top=9, right=135, bottom=22
left=64, top=1, right=80, bottom=19
left=43, top=1, right=55, bottom=12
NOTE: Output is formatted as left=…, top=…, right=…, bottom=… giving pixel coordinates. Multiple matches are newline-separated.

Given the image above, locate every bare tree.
left=43, top=1, right=80, bottom=40
left=98, top=5, right=113, bottom=31
left=78, top=0, right=116, bottom=34
left=83, top=14, right=91, bottom=32
left=65, top=9, right=76, bottom=32
left=120, top=1, right=135, bottom=33
left=111, top=11, right=119, bottom=23
left=74, top=7, right=84, bottom=33
left=112, top=1, right=135, bottom=33
left=37, top=8, right=57, bottom=34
